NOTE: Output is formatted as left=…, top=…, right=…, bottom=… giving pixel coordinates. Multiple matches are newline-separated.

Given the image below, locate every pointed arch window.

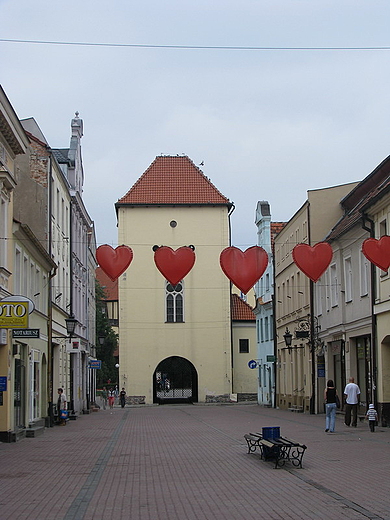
left=166, top=281, right=184, bottom=323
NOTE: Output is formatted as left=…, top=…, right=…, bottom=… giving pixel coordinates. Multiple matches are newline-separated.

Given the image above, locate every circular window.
left=170, top=220, right=177, bottom=228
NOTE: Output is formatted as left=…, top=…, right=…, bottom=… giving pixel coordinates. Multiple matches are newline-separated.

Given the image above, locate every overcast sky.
left=2, top=0, right=390, bottom=249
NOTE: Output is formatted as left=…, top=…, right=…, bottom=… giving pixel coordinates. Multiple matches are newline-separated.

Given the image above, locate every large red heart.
left=362, top=236, right=390, bottom=271
left=154, top=246, right=196, bottom=285
left=219, top=246, right=269, bottom=294
left=292, top=242, right=333, bottom=282
left=96, top=245, right=133, bottom=281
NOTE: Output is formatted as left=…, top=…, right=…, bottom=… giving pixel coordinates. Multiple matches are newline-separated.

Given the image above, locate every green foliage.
left=95, top=280, right=118, bottom=387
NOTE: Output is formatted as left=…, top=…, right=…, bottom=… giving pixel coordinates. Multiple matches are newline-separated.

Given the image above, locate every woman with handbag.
left=57, top=388, right=67, bottom=426
left=324, top=380, right=339, bottom=433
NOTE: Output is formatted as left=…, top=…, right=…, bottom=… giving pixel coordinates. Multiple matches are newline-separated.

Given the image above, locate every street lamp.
left=283, top=327, right=293, bottom=352
left=65, top=315, right=78, bottom=338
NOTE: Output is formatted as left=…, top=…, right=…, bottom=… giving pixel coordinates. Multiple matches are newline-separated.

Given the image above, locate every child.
left=366, top=403, right=379, bottom=432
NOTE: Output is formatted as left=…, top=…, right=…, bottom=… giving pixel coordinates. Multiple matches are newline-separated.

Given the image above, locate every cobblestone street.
left=0, top=404, right=389, bottom=520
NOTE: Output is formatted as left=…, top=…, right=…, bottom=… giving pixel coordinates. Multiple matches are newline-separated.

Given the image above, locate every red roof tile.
left=231, top=294, right=256, bottom=321
left=116, top=155, right=232, bottom=206
left=96, top=267, right=118, bottom=300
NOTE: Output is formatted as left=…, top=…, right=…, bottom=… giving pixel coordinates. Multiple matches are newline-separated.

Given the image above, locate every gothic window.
left=166, top=281, right=184, bottom=323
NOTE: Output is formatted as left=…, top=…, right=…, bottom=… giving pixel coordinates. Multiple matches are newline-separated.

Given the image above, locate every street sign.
left=89, top=360, right=102, bottom=369
left=248, top=360, right=258, bottom=369
left=12, top=328, right=40, bottom=339
left=0, top=376, right=7, bottom=391
left=266, top=355, right=277, bottom=362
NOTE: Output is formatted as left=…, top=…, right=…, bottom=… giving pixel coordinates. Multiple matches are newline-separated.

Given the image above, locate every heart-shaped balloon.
left=362, top=236, right=390, bottom=271
left=154, top=246, right=196, bottom=285
left=96, top=245, right=133, bottom=281
left=219, top=246, right=269, bottom=294
left=292, top=242, right=333, bottom=282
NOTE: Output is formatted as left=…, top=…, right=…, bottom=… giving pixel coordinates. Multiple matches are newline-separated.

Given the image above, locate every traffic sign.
left=248, top=360, right=258, bottom=369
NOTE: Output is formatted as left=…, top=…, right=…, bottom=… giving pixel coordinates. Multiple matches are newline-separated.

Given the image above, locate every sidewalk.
left=0, top=404, right=389, bottom=520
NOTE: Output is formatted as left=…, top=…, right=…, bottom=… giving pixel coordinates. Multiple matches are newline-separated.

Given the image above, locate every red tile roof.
left=96, top=267, right=118, bottom=300
left=116, top=155, right=232, bottom=207
left=271, top=222, right=286, bottom=248
left=231, top=294, right=256, bottom=321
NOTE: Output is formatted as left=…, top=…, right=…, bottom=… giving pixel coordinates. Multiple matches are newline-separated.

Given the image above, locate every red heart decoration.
left=219, top=246, right=269, bottom=294
left=154, top=246, right=196, bottom=285
left=292, top=242, right=333, bottom=282
left=96, top=245, right=133, bottom=281
left=362, top=236, right=390, bottom=271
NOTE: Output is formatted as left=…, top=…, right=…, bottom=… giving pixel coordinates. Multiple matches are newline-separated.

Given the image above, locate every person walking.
left=119, top=387, right=126, bottom=408
left=57, top=388, right=67, bottom=426
left=366, top=404, right=379, bottom=432
left=101, top=387, right=108, bottom=410
left=344, top=377, right=360, bottom=427
left=108, top=388, right=115, bottom=409
left=324, top=379, right=339, bottom=433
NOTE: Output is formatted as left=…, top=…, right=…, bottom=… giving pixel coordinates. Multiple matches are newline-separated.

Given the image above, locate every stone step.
left=25, top=425, right=45, bottom=438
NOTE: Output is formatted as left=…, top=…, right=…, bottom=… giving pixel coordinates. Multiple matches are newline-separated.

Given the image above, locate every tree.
left=95, top=280, right=118, bottom=388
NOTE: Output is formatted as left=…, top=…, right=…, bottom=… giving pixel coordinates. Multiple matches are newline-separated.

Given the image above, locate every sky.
left=2, top=0, right=390, bottom=249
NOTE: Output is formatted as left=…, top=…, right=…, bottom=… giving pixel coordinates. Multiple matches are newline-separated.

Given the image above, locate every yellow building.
left=274, top=183, right=358, bottom=413
left=231, top=294, right=257, bottom=398
left=115, top=155, right=234, bottom=404
left=0, top=87, right=29, bottom=441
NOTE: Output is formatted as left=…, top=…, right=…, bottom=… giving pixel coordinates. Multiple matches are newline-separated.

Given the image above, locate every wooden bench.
left=244, top=432, right=307, bottom=469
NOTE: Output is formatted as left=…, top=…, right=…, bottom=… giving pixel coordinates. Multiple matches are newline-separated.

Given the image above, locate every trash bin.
left=262, top=427, right=281, bottom=460
left=262, top=426, right=280, bottom=440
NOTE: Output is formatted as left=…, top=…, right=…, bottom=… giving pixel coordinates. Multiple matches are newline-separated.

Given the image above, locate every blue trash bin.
left=262, top=427, right=281, bottom=460
left=262, top=426, right=280, bottom=440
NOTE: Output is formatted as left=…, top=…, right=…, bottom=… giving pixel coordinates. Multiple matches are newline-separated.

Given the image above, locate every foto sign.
left=0, top=301, right=29, bottom=329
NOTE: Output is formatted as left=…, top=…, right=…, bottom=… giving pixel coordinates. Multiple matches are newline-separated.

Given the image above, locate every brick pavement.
left=0, top=404, right=389, bottom=520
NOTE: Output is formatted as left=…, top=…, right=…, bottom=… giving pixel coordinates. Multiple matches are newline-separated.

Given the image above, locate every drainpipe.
left=47, top=153, right=57, bottom=427
left=227, top=203, right=235, bottom=395
left=362, top=214, right=378, bottom=411
left=307, top=202, right=316, bottom=414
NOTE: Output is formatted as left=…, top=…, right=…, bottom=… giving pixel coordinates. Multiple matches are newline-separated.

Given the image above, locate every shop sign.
left=0, top=302, right=29, bottom=328
left=12, top=328, right=40, bottom=339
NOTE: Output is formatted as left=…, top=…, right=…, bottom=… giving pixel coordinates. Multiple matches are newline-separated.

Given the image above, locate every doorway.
left=153, top=356, right=198, bottom=404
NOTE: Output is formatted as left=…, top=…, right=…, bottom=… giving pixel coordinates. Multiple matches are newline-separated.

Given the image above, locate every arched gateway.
left=153, top=356, right=198, bottom=404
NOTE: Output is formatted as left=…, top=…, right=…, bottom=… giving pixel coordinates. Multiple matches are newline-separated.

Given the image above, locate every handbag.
left=60, top=410, right=68, bottom=419
left=335, top=394, right=341, bottom=409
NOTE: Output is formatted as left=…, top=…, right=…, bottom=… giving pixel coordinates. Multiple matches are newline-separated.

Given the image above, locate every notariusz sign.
left=12, top=329, right=40, bottom=339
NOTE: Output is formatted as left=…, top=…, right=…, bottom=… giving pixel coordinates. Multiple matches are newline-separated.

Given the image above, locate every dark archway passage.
left=153, top=356, right=198, bottom=404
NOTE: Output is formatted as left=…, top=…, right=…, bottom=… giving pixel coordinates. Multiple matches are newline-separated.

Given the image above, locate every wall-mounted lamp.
left=283, top=327, right=293, bottom=348
left=65, top=315, right=78, bottom=338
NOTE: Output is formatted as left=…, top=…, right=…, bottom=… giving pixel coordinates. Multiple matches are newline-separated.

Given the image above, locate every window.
left=344, top=257, right=352, bottom=302
left=239, top=339, right=249, bottom=353
left=330, top=264, right=339, bottom=307
left=360, top=252, right=369, bottom=297
left=166, top=281, right=184, bottom=323
left=0, top=194, right=7, bottom=268
left=264, top=317, right=269, bottom=341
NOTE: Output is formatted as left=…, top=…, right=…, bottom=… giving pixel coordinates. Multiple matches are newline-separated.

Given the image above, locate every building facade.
left=253, top=201, right=285, bottom=407
left=115, top=155, right=234, bottom=404
left=274, top=183, right=358, bottom=413
left=0, top=86, right=30, bottom=441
